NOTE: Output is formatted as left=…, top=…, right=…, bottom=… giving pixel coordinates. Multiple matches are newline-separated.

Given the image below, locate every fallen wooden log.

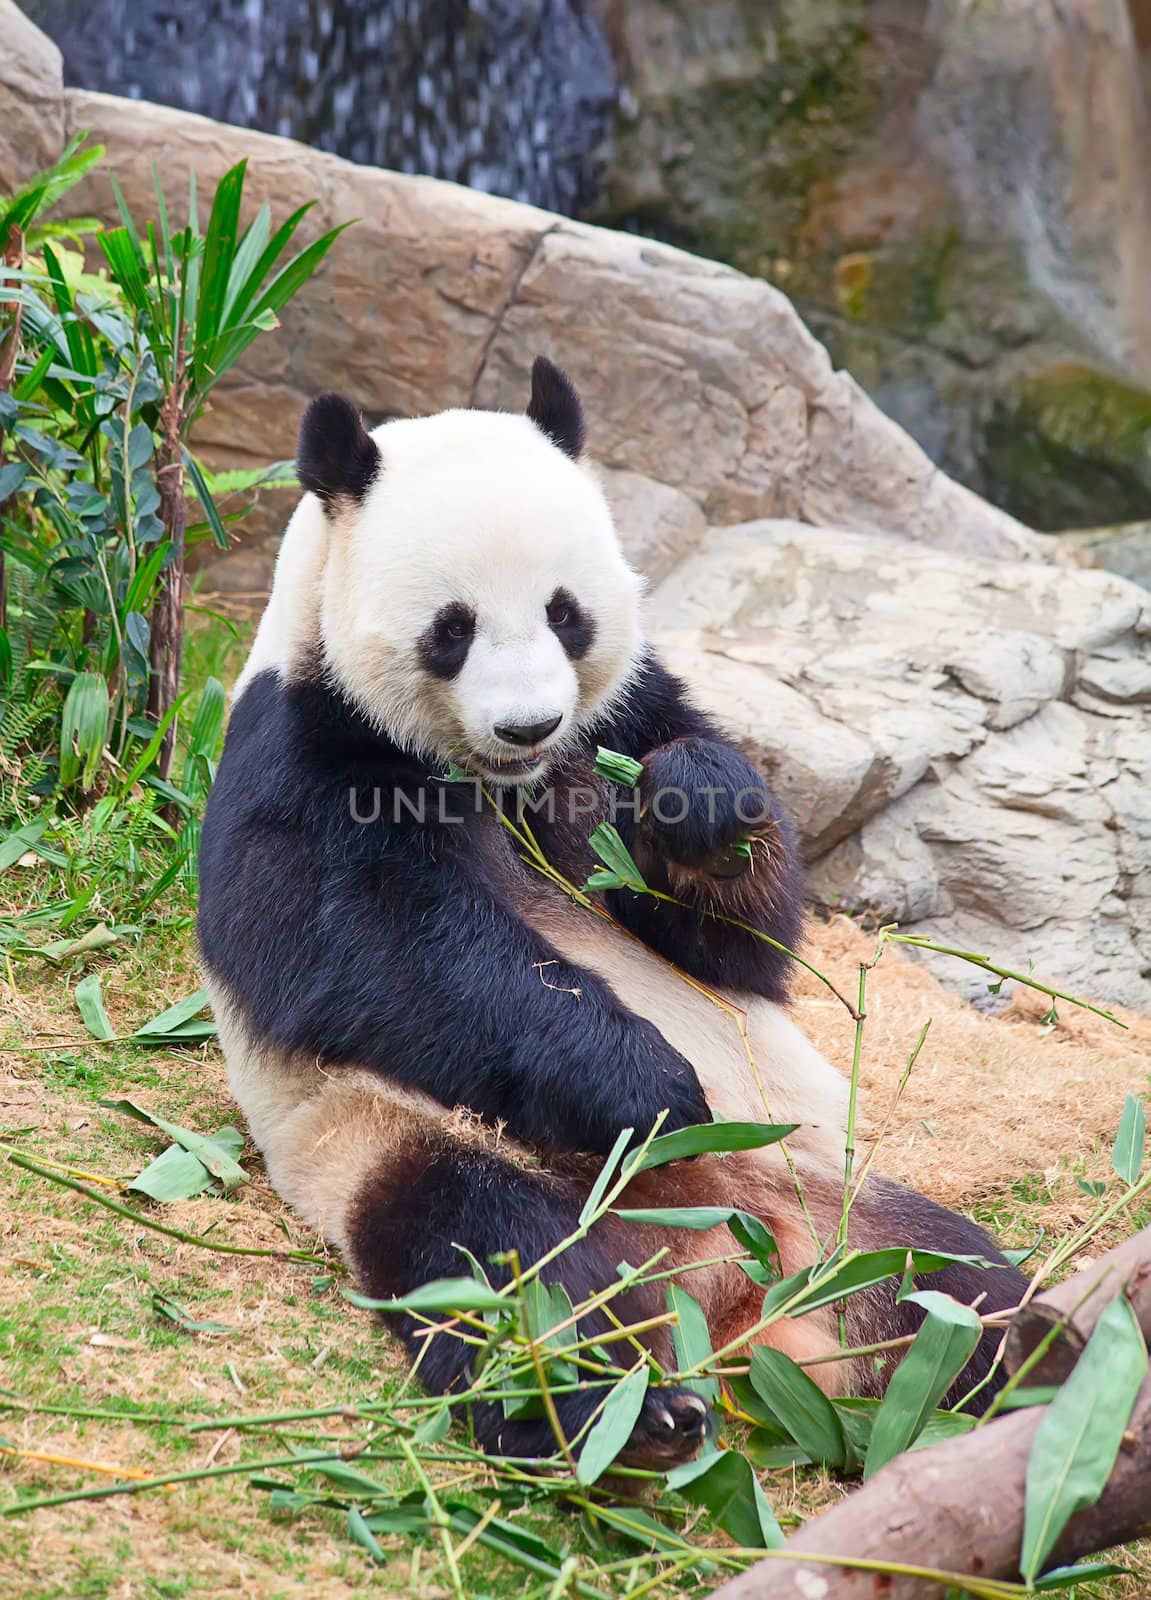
left=1005, top=1223, right=1151, bottom=1384
left=710, top=1373, right=1151, bottom=1599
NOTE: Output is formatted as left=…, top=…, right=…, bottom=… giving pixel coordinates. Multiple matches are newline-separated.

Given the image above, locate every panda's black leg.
left=345, top=1137, right=712, bottom=1466
left=847, top=1177, right=1028, bottom=1411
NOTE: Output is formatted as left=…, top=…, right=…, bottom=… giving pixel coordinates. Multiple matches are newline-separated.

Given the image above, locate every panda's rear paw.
left=617, top=1386, right=713, bottom=1470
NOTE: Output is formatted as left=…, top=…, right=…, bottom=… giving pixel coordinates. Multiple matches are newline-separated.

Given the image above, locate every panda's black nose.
left=494, top=715, right=563, bottom=747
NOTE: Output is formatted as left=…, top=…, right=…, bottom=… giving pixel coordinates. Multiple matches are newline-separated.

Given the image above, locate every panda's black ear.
left=526, top=356, right=586, bottom=460
left=297, top=393, right=381, bottom=508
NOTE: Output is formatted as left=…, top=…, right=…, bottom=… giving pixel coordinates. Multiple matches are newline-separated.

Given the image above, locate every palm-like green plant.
left=0, top=133, right=105, bottom=623
left=0, top=145, right=349, bottom=932
left=97, top=161, right=348, bottom=779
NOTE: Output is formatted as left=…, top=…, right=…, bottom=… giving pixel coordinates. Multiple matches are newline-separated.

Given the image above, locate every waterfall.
left=23, top=0, right=617, bottom=214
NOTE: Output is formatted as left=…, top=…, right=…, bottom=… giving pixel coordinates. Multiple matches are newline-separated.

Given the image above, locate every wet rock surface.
left=591, top=0, right=1151, bottom=534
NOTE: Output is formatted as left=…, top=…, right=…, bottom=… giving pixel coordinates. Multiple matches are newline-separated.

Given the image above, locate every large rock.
left=60, top=87, right=1043, bottom=566
left=648, top=522, right=1151, bottom=1010
left=1064, top=521, right=1151, bottom=591
left=0, top=0, right=64, bottom=191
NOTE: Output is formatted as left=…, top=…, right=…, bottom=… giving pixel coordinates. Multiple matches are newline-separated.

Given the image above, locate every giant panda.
left=198, top=357, right=1025, bottom=1470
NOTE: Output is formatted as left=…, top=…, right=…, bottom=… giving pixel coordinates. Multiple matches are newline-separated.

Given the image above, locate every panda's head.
left=297, top=358, right=643, bottom=783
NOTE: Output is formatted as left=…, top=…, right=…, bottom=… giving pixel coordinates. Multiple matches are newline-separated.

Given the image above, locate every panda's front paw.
left=639, top=738, right=771, bottom=874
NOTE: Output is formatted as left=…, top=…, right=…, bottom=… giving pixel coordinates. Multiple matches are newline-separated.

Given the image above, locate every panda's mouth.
left=480, top=753, right=545, bottom=779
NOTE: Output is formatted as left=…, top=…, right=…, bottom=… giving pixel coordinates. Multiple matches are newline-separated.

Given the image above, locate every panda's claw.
left=617, top=1386, right=714, bottom=1469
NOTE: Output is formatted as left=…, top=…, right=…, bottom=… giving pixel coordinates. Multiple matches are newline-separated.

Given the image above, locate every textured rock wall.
left=650, top=525, right=1151, bottom=1009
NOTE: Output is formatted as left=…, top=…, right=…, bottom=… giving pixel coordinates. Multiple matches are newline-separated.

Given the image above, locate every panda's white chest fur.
left=515, top=882, right=850, bottom=1171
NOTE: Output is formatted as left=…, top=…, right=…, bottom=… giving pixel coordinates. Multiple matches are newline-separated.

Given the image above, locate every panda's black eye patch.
left=547, top=588, right=594, bottom=659
left=419, top=603, right=475, bottom=680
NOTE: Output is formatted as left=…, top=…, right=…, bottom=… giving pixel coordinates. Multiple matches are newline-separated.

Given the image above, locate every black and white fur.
left=199, top=359, right=1024, bottom=1468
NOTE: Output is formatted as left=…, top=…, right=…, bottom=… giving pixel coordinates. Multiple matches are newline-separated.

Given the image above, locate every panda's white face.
left=313, top=398, right=644, bottom=783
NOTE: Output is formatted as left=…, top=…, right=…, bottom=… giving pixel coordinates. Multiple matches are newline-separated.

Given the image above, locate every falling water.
left=23, top=0, right=617, bottom=214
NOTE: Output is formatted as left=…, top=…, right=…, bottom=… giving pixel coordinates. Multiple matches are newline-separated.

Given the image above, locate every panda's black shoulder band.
left=297, top=392, right=381, bottom=507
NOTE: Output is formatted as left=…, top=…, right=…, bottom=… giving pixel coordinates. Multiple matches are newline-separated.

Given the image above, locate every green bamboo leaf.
left=132, top=986, right=215, bottom=1041
left=576, top=1362, right=649, bottom=1485
left=59, top=671, right=109, bottom=790
left=668, top=1286, right=718, bottom=1404
left=413, top=1404, right=451, bottom=1445
left=1032, top=1563, right=1135, bottom=1591
left=247, top=222, right=348, bottom=320
left=635, top=1120, right=798, bottom=1171
left=667, top=1448, right=784, bottom=1549
left=128, top=1139, right=211, bottom=1203
left=728, top=1210, right=780, bottom=1272
left=577, top=1125, right=634, bottom=1227
left=128, top=1142, right=211, bottom=1202
left=761, top=1247, right=993, bottom=1321
left=0, top=818, right=47, bottom=874
left=152, top=1291, right=231, bottom=1334
left=194, top=160, right=247, bottom=380
left=123, top=540, right=171, bottom=616
left=586, top=821, right=647, bottom=892
left=221, top=200, right=271, bottom=322
left=863, top=1291, right=982, bottom=1477
left=13, top=343, right=55, bottom=403
left=74, top=973, right=115, bottom=1041
left=750, top=1346, right=847, bottom=1470
left=183, top=450, right=230, bottom=550
left=100, top=1097, right=245, bottom=1190
left=119, top=694, right=186, bottom=791
left=344, top=1277, right=510, bottom=1315
left=1021, top=1294, right=1148, bottom=1583
left=127, top=1125, right=243, bottom=1203
left=347, top=1505, right=387, bottom=1565
left=1111, top=1093, right=1146, bottom=1186
left=615, top=1205, right=738, bottom=1230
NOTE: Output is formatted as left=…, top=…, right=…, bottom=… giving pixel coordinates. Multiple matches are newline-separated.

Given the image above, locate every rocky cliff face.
left=3, top=1, right=1148, bottom=1009
left=591, top=0, right=1151, bottom=534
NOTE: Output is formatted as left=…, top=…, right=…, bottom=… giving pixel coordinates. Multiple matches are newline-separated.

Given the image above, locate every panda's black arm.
left=583, top=651, right=804, bottom=1000
left=201, top=829, right=712, bottom=1158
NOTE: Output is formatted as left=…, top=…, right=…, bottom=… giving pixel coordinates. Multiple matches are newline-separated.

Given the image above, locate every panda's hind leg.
left=345, top=1132, right=712, bottom=1467
left=845, top=1175, right=1028, bottom=1410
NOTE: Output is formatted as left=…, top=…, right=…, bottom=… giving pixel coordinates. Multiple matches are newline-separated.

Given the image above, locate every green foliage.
left=1021, top=1294, right=1147, bottom=1583
left=0, top=131, right=104, bottom=253
left=0, top=141, right=336, bottom=945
